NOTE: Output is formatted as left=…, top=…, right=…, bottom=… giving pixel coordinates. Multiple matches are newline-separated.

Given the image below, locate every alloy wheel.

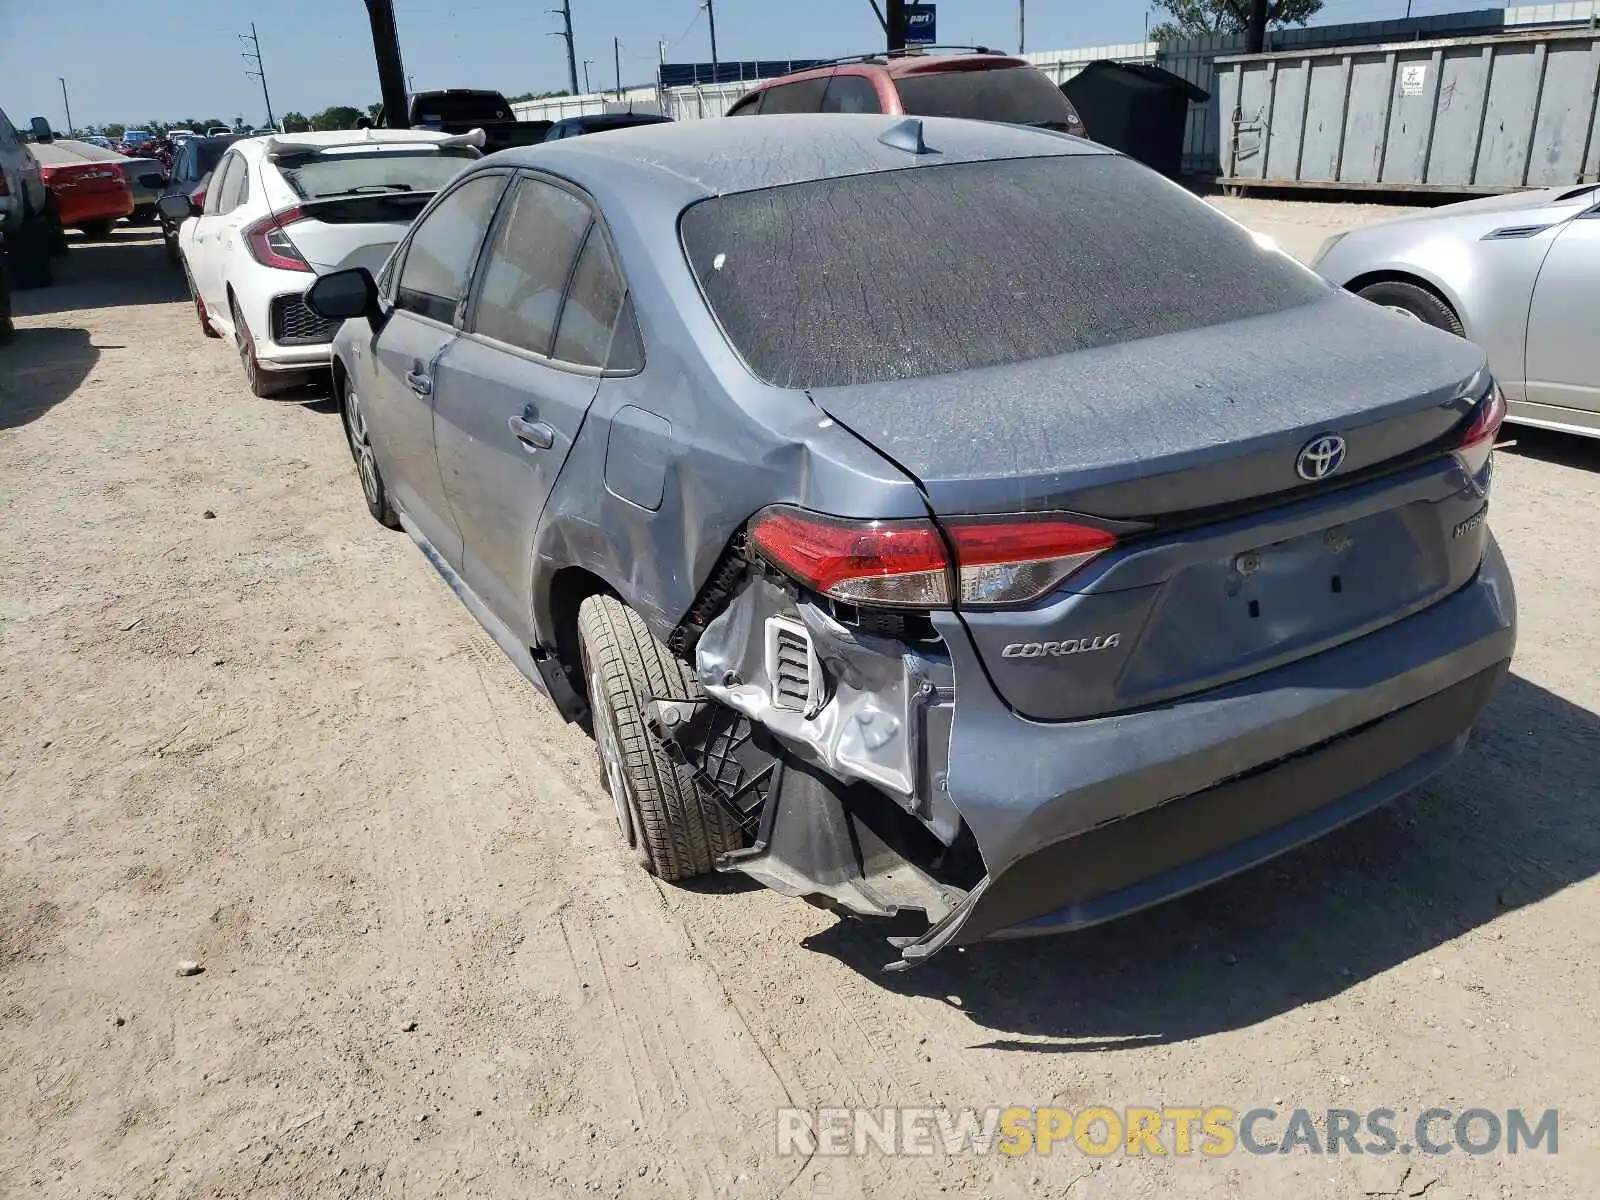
left=344, top=387, right=381, bottom=509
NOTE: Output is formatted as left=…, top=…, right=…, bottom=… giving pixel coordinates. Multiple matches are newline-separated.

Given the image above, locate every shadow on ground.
left=11, top=234, right=186, bottom=318
left=1502, top=427, right=1600, bottom=474
left=0, top=327, right=99, bottom=430
left=804, top=672, right=1600, bottom=1050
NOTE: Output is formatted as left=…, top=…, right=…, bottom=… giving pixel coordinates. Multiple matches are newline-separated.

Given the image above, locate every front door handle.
left=508, top=415, right=555, bottom=451
left=405, top=369, right=432, bottom=396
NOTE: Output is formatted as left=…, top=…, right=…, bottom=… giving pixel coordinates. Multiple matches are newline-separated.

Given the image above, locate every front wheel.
left=341, top=375, right=399, bottom=529
left=577, top=595, right=745, bottom=882
left=1355, top=280, right=1465, bottom=336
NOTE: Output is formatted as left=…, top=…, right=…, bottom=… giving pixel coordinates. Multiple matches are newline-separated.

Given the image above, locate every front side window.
left=726, top=92, right=764, bottom=117
left=681, top=154, right=1329, bottom=389
left=472, top=178, right=591, bottom=356
left=395, top=173, right=507, bottom=324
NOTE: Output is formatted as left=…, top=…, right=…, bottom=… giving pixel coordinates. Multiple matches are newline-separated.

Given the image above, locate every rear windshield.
left=894, top=66, right=1079, bottom=129
left=275, top=149, right=478, bottom=199
left=681, top=155, right=1329, bottom=389
left=414, top=94, right=512, bottom=123
left=123, top=131, right=152, bottom=144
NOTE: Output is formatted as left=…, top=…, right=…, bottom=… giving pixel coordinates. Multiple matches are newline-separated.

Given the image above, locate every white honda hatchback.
left=167, top=128, right=482, bottom=396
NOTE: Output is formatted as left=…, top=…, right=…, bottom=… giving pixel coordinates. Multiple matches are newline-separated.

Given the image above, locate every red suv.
left=725, top=49, right=1087, bottom=138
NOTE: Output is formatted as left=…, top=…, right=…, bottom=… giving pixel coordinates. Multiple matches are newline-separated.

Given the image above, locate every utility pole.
left=614, top=36, right=622, bottom=99
left=549, top=1, right=578, bottom=95
left=239, top=22, right=276, bottom=129
left=705, top=0, right=719, bottom=73
left=1018, top=1, right=1025, bottom=54
left=583, top=59, right=594, bottom=93
left=886, top=0, right=906, bottom=53
left=58, top=77, right=73, bottom=136
left=1246, top=0, right=1269, bottom=53
left=364, top=0, right=410, bottom=127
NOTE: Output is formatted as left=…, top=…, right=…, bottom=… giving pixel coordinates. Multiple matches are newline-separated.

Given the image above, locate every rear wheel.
left=341, top=375, right=399, bottom=528
left=231, top=296, right=292, bottom=397
left=577, top=594, right=744, bottom=881
left=1355, top=280, right=1465, bottom=336
left=79, top=219, right=113, bottom=240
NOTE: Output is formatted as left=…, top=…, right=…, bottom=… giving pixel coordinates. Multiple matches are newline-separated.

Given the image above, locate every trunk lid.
left=810, top=295, right=1493, bottom=721
left=282, top=192, right=432, bottom=275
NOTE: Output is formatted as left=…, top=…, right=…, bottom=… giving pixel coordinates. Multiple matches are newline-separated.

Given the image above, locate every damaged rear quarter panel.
left=525, top=178, right=927, bottom=651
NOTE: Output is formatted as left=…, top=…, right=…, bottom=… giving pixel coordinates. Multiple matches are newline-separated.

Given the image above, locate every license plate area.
left=1119, top=505, right=1449, bottom=696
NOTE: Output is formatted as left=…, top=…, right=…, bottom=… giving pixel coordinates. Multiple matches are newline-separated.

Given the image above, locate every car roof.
left=489, top=112, right=1104, bottom=202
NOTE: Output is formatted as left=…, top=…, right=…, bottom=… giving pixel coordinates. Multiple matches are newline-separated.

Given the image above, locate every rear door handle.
left=405, top=370, right=432, bottom=396
left=508, top=415, right=554, bottom=451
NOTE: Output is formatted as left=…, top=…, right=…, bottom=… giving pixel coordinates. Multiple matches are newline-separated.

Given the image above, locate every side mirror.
left=29, top=116, right=54, bottom=144
left=305, top=267, right=381, bottom=327
left=138, top=172, right=168, bottom=189
left=157, top=193, right=198, bottom=222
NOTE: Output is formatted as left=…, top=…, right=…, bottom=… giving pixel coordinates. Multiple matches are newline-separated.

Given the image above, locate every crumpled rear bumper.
left=890, top=538, right=1515, bottom=968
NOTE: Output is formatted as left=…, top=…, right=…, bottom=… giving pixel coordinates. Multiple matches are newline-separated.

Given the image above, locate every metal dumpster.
left=1216, top=28, right=1600, bottom=192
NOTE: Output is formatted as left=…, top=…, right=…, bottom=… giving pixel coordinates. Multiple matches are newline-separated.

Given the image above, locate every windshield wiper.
left=323, top=184, right=416, bottom=196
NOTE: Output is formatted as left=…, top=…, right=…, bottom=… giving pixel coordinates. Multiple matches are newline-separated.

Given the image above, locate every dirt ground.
left=2, top=208, right=1598, bottom=1200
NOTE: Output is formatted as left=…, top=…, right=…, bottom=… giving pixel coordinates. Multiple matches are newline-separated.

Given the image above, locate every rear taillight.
left=1455, top=382, right=1506, bottom=477
left=748, top=506, right=1117, bottom=609
left=243, top=206, right=311, bottom=272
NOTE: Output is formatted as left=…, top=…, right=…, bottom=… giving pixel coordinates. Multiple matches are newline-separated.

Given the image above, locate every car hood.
left=807, top=289, right=1486, bottom=519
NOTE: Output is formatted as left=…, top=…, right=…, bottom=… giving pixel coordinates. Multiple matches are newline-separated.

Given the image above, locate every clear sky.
left=3, top=0, right=1479, bottom=130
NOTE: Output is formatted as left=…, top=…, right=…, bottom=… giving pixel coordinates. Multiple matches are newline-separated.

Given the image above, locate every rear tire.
left=79, top=219, right=114, bottom=240
left=1355, top=280, right=1465, bottom=336
left=231, top=296, right=292, bottom=397
left=577, top=594, right=744, bottom=882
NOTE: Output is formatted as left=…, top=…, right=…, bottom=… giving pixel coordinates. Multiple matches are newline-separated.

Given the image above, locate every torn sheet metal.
left=693, top=576, right=961, bottom=843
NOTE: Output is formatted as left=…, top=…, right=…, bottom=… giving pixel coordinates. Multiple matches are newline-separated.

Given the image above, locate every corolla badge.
left=1296, top=433, right=1347, bottom=481
left=1002, top=635, right=1121, bottom=658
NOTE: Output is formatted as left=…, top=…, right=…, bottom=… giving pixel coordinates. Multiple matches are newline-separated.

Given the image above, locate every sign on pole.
left=905, top=3, right=936, bottom=46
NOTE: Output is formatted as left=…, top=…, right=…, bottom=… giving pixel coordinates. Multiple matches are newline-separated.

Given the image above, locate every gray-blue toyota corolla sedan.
left=307, top=114, right=1516, bottom=968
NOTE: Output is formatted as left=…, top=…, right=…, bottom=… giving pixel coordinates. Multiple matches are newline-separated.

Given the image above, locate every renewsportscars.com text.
left=776, top=1106, right=1559, bottom=1158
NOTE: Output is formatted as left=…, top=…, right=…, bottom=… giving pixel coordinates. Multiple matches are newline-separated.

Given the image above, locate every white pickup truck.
left=0, top=106, right=59, bottom=287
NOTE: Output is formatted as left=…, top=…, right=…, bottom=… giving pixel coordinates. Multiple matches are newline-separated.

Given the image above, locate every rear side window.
left=275, top=149, right=478, bottom=200
left=681, top=155, right=1329, bottom=389
left=758, top=79, right=828, bottom=114
left=895, top=66, right=1081, bottom=130
left=727, top=92, right=764, bottom=117
left=822, top=75, right=881, bottom=114
left=472, top=178, right=592, bottom=355
left=395, top=173, right=506, bottom=323
left=552, top=229, right=626, bottom=368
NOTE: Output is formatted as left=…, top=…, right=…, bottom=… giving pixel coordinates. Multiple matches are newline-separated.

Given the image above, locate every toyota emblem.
left=1296, top=433, right=1347, bottom=481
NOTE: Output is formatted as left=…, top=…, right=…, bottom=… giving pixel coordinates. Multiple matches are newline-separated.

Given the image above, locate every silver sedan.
left=1314, top=185, right=1600, bottom=440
